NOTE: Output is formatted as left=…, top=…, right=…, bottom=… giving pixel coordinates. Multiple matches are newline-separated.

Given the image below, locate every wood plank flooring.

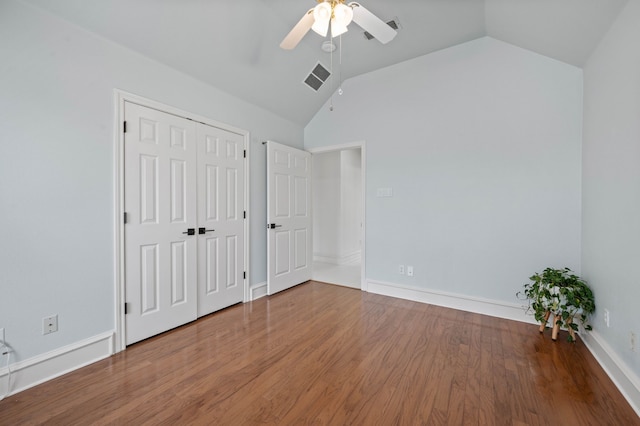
left=1, top=281, right=638, bottom=425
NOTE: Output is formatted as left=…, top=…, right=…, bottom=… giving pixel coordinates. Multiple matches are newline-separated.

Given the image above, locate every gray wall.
left=305, top=37, right=583, bottom=303
left=582, top=0, right=640, bottom=379
left=0, top=0, right=303, bottom=361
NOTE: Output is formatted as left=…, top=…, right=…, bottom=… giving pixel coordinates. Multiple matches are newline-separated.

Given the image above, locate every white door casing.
left=196, top=123, right=245, bottom=316
left=124, top=102, right=198, bottom=345
left=266, top=141, right=312, bottom=295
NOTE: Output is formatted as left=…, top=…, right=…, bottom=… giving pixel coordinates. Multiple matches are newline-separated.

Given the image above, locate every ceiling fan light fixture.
left=280, top=0, right=397, bottom=50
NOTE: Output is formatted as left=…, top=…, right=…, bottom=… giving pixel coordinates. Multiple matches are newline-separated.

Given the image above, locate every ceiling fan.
left=280, top=0, right=397, bottom=50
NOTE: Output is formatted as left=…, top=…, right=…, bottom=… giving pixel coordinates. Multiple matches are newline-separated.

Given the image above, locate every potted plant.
left=518, top=267, right=595, bottom=342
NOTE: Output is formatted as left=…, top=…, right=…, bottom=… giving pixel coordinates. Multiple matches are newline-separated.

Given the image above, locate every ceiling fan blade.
left=349, top=2, right=397, bottom=44
left=280, top=9, right=315, bottom=50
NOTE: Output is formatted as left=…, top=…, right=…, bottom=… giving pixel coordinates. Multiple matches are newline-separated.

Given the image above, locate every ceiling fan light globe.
left=331, top=20, right=349, bottom=37
left=333, top=3, right=354, bottom=27
left=312, top=2, right=331, bottom=36
left=312, top=21, right=329, bottom=37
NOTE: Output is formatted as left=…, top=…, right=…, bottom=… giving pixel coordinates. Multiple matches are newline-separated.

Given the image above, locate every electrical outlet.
left=407, top=266, right=414, bottom=277
left=631, top=332, right=636, bottom=353
left=399, top=265, right=405, bottom=275
left=43, top=315, right=58, bottom=335
left=604, top=309, right=610, bottom=328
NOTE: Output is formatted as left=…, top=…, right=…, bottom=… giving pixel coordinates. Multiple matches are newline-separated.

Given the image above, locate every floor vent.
left=303, top=62, right=331, bottom=92
left=364, top=19, right=399, bottom=40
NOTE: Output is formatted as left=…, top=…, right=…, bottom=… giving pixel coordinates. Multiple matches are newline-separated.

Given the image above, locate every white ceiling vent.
left=303, top=62, right=331, bottom=92
left=364, top=19, right=399, bottom=41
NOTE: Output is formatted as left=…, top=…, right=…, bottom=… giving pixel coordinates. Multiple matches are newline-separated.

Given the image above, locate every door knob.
left=268, top=223, right=282, bottom=229
left=182, top=228, right=195, bottom=235
left=199, top=228, right=215, bottom=234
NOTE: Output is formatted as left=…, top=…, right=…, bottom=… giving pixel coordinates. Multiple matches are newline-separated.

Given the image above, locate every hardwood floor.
left=1, top=281, right=638, bottom=425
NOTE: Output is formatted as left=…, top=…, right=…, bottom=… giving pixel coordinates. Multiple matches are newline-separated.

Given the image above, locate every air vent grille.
left=303, top=62, right=331, bottom=92
left=364, top=19, right=399, bottom=40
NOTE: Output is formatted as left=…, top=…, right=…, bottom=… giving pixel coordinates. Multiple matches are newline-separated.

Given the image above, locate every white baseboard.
left=366, top=279, right=640, bottom=416
left=314, top=250, right=361, bottom=266
left=366, top=279, right=536, bottom=324
left=313, top=254, right=332, bottom=264
left=0, top=331, right=114, bottom=397
left=250, top=281, right=268, bottom=300
left=581, top=330, right=640, bottom=416
left=339, top=251, right=361, bottom=265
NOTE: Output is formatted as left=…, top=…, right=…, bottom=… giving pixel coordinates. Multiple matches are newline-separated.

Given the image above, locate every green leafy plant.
left=518, top=267, right=595, bottom=342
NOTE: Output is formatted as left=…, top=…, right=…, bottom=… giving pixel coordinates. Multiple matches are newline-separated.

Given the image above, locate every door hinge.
left=123, top=212, right=128, bottom=224
left=123, top=121, right=127, bottom=133
left=243, top=149, right=246, bottom=158
left=243, top=271, right=246, bottom=279
left=243, top=211, right=246, bottom=219
left=124, top=302, right=130, bottom=314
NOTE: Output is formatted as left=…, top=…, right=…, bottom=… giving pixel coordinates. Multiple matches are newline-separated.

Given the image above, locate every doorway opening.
left=310, top=143, right=365, bottom=289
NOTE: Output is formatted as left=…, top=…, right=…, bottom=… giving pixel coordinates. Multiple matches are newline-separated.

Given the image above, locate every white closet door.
left=196, top=123, right=245, bottom=316
left=266, top=141, right=312, bottom=295
left=124, top=102, right=198, bottom=345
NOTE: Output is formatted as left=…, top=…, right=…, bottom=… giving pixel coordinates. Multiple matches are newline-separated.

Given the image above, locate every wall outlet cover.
left=43, top=315, right=59, bottom=335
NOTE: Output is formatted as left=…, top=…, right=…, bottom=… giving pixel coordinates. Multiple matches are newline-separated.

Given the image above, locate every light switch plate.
left=376, top=188, right=393, bottom=197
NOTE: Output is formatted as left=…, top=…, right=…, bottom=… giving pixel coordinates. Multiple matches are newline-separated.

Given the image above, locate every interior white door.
left=196, top=123, right=245, bottom=316
left=266, top=141, right=312, bottom=295
left=124, top=102, right=198, bottom=345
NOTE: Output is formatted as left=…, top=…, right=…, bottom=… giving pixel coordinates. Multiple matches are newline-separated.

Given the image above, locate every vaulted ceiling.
left=23, top=0, right=629, bottom=126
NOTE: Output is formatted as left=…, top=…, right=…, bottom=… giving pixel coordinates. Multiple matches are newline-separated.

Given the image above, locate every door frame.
left=308, top=141, right=366, bottom=291
left=113, top=89, right=251, bottom=352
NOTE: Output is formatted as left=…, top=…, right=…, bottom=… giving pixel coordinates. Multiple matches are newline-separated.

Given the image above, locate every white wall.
left=312, top=149, right=362, bottom=263
left=306, top=37, right=583, bottom=303
left=582, top=0, right=640, bottom=382
left=312, top=151, right=341, bottom=259
left=0, top=0, right=302, bottom=363
left=339, top=149, right=362, bottom=260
